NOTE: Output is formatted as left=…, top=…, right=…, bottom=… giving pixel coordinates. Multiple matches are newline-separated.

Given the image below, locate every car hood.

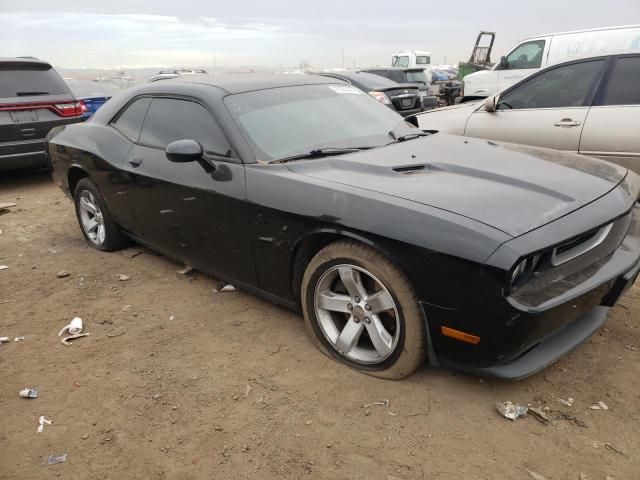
left=286, top=134, right=627, bottom=237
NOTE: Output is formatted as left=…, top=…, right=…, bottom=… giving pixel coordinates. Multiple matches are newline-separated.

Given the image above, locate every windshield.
left=225, top=84, right=415, bottom=161
left=405, top=70, right=428, bottom=84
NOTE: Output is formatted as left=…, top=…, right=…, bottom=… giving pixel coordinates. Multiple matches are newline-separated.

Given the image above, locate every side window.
left=498, top=60, right=604, bottom=110
left=391, top=71, right=404, bottom=83
left=501, top=40, right=546, bottom=70
left=139, top=98, right=233, bottom=157
left=601, top=56, right=640, bottom=106
left=112, top=97, right=151, bottom=142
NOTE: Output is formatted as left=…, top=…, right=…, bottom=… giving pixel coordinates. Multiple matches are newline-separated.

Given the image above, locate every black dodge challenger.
left=47, top=74, right=640, bottom=380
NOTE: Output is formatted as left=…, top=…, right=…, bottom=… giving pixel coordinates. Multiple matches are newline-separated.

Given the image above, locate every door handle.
left=127, top=157, right=143, bottom=167
left=553, top=118, right=581, bottom=127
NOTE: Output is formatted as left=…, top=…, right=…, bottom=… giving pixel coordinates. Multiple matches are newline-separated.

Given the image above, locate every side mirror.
left=498, top=56, right=508, bottom=69
left=484, top=95, right=499, bottom=112
left=165, top=139, right=203, bottom=163
left=405, top=115, right=419, bottom=128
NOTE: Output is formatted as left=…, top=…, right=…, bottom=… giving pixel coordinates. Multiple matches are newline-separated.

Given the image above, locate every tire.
left=73, top=178, right=129, bottom=251
left=301, top=240, right=427, bottom=379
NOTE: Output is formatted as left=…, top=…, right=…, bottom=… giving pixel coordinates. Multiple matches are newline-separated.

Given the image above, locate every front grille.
left=551, top=223, right=614, bottom=266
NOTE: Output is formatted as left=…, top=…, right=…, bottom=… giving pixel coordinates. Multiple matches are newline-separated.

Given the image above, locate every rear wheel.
left=302, top=240, right=427, bottom=379
left=73, top=178, right=129, bottom=251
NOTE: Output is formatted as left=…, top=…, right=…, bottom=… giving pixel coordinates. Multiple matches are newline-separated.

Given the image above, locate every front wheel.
left=74, top=178, right=129, bottom=251
left=301, top=240, right=427, bottom=379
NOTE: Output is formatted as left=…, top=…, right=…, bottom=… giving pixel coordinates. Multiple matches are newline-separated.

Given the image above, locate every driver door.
left=496, top=39, right=547, bottom=91
left=465, top=59, right=607, bottom=152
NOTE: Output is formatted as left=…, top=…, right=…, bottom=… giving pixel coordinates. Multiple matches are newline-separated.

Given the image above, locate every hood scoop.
left=393, top=164, right=433, bottom=175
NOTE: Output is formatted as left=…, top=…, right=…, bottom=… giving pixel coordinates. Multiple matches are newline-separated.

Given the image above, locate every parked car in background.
left=416, top=52, right=640, bottom=173
left=362, top=67, right=438, bottom=109
left=67, top=80, right=124, bottom=120
left=148, top=69, right=207, bottom=83
left=47, top=74, right=640, bottom=380
left=315, top=71, right=424, bottom=116
left=462, top=24, right=640, bottom=102
left=1, top=57, right=83, bottom=171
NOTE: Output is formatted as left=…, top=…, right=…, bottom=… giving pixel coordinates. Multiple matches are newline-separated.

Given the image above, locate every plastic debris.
left=528, top=406, right=550, bottom=424
left=43, top=453, right=67, bottom=466
left=364, top=399, right=390, bottom=409
left=61, top=333, right=89, bottom=346
left=496, top=401, right=528, bottom=420
left=624, top=345, right=636, bottom=351
left=58, top=317, right=83, bottom=336
left=56, top=271, right=70, bottom=278
left=0, top=265, right=8, bottom=271
left=37, top=416, right=52, bottom=433
left=0, top=336, right=10, bottom=344
left=118, top=274, right=130, bottom=281
left=527, top=470, right=547, bottom=480
left=14, top=336, right=25, bottom=341
left=557, top=397, right=574, bottom=407
left=178, top=266, right=194, bottom=275
left=19, top=388, right=38, bottom=398
left=0, top=202, right=17, bottom=209
left=243, top=384, right=252, bottom=397
left=589, top=401, right=609, bottom=410
left=214, top=283, right=237, bottom=292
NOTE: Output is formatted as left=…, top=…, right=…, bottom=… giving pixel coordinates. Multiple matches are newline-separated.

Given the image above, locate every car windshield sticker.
left=329, top=85, right=363, bottom=94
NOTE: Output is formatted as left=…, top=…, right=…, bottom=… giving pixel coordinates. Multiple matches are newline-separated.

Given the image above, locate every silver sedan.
left=417, top=51, right=640, bottom=174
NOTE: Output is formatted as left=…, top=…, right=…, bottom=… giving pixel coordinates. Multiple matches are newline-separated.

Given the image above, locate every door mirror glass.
left=484, top=95, right=499, bottom=112
left=165, top=139, right=203, bottom=163
left=498, top=56, right=508, bottom=69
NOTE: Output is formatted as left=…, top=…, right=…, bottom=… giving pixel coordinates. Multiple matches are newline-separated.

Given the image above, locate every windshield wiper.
left=386, top=132, right=430, bottom=144
left=271, top=146, right=373, bottom=163
left=16, top=91, right=50, bottom=96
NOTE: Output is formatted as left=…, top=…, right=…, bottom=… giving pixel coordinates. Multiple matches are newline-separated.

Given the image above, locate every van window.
left=501, top=40, right=546, bottom=70
left=416, top=56, right=430, bottom=65
left=498, top=59, right=604, bottom=109
left=392, top=56, right=410, bottom=68
left=601, top=56, right=640, bottom=106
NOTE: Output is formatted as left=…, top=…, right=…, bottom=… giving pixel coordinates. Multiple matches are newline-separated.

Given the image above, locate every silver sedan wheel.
left=314, top=264, right=400, bottom=365
left=78, top=190, right=106, bottom=246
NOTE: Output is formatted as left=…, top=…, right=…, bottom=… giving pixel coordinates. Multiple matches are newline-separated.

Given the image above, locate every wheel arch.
left=289, top=228, right=410, bottom=307
left=67, top=165, right=90, bottom=199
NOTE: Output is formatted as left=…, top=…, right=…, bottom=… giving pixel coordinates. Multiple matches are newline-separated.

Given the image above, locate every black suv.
left=315, top=71, right=423, bottom=117
left=1, top=58, right=84, bottom=171
left=362, top=67, right=438, bottom=109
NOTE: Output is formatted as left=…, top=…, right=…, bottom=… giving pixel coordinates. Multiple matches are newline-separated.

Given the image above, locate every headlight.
left=510, top=254, right=544, bottom=290
left=369, top=91, right=392, bottom=105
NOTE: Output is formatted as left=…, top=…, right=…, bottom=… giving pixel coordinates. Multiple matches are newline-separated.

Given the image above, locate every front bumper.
left=427, top=202, right=640, bottom=380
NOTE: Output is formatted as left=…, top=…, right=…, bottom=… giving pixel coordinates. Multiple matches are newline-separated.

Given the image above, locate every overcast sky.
left=1, top=0, right=638, bottom=69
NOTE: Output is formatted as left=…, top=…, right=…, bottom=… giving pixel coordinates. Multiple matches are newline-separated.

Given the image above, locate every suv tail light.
left=53, top=101, right=84, bottom=117
left=0, top=100, right=83, bottom=117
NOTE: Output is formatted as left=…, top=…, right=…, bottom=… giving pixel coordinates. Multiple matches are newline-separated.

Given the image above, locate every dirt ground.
left=0, top=169, right=639, bottom=480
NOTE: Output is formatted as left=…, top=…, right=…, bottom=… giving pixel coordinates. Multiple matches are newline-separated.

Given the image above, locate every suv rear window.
left=0, top=62, right=70, bottom=97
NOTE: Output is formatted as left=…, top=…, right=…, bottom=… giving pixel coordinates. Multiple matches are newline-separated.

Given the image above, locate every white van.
left=462, top=24, right=640, bottom=101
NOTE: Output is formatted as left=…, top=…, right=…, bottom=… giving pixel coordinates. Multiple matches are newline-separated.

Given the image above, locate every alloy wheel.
left=78, top=190, right=106, bottom=246
left=314, top=264, right=400, bottom=364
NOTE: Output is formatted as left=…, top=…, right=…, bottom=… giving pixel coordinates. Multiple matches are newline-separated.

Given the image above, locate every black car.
left=1, top=57, right=84, bottom=171
left=315, top=71, right=423, bottom=117
left=363, top=67, right=439, bottom=109
left=47, top=74, right=640, bottom=380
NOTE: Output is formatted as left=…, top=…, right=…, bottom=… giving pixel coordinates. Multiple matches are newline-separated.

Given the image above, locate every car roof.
left=317, top=71, right=401, bottom=89
left=0, top=57, right=51, bottom=67
left=170, top=73, right=347, bottom=94
left=547, top=49, right=640, bottom=67
left=364, top=67, right=426, bottom=73
left=522, top=24, right=640, bottom=41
